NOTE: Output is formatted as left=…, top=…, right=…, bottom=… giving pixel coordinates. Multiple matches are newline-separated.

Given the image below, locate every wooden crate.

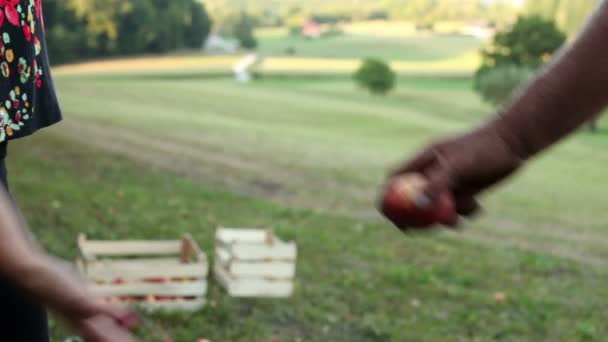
left=214, top=228, right=296, bottom=298
left=77, top=234, right=208, bottom=312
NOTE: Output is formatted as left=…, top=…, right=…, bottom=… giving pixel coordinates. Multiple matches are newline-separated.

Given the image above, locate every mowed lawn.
left=14, top=114, right=608, bottom=342
left=53, top=74, right=608, bottom=253
left=14, top=71, right=608, bottom=340
left=54, top=34, right=482, bottom=76
left=257, top=31, right=482, bottom=61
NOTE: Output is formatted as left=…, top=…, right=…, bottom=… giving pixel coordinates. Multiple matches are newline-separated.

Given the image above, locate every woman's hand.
left=19, top=256, right=139, bottom=342
left=0, top=185, right=138, bottom=341
left=72, top=305, right=138, bottom=342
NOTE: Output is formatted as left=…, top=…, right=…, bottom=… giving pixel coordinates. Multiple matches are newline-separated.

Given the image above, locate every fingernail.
left=414, top=193, right=432, bottom=210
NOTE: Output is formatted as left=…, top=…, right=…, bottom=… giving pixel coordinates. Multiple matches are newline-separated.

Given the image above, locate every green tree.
left=474, top=16, right=566, bottom=95
left=353, top=58, right=396, bottom=95
left=286, top=14, right=306, bottom=36
left=186, top=2, right=213, bottom=49
left=476, top=65, right=534, bottom=106
left=479, top=16, right=566, bottom=71
left=113, top=0, right=159, bottom=55
left=43, top=3, right=89, bottom=63
left=43, top=0, right=212, bottom=64
left=233, top=12, right=258, bottom=50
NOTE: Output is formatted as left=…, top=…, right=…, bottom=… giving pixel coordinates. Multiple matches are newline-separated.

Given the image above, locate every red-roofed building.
left=302, top=20, right=323, bottom=38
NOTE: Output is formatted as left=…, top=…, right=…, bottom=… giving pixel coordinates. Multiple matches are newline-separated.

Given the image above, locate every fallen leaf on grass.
left=494, top=292, right=507, bottom=303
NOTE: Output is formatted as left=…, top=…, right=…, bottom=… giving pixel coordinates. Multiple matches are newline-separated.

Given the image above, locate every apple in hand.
left=380, top=173, right=456, bottom=228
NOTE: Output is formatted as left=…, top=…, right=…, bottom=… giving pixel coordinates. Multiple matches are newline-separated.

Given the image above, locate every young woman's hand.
left=0, top=186, right=138, bottom=341
left=20, top=256, right=139, bottom=342
left=72, top=306, right=138, bottom=342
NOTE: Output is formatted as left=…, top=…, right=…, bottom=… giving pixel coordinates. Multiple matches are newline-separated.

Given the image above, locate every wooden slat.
left=214, top=264, right=293, bottom=298
left=215, top=247, right=232, bottom=265
left=81, top=240, right=181, bottom=257
left=138, top=299, right=205, bottom=312
left=84, top=258, right=208, bottom=281
left=216, top=228, right=274, bottom=245
left=229, top=261, right=295, bottom=279
left=78, top=234, right=95, bottom=261
left=215, top=247, right=295, bottom=278
left=228, top=242, right=297, bottom=261
left=91, top=280, right=207, bottom=296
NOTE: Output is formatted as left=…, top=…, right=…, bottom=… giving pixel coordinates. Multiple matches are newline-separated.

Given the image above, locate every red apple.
left=144, top=277, right=166, bottom=283
left=381, top=173, right=456, bottom=228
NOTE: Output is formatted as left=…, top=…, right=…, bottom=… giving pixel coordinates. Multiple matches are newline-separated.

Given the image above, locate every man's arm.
left=496, top=0, right=608, bottom=159
left=383, top=1, right=608, bottom=229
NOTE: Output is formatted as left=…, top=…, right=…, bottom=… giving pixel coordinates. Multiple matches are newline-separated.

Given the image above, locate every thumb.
left=420, top=162, right=454, bottom=206
left=98, top=303, right=140, bottom=329
left=80, top=315, right=137, bottom=342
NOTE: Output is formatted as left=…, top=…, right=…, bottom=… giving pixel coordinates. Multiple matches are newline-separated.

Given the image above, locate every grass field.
left=53, top=54, right=480, bottom=77
left=54, top=33, right=482, bottom=76
left=13, top=115, right=608, bottom=342
left=52, top=74, right=608, bottom=239
left=257, top=31, right=481, bottom=61
left=10, top=64, right=608, bottom=340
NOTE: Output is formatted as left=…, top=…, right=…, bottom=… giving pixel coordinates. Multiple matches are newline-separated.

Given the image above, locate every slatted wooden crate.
left=77, top=234, right=208, bottom=312
left=214, top=228, right=296, bottom=298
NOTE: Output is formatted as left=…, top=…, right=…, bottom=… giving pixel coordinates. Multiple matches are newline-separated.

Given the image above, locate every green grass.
left=11, top=132, right=608, bottom=341
left=54, top=54, right=480, bottom=78
left=51, top=74, right=608, bottom=238
left=11, top=69, right=608, bottom=340
left=53, top=34, right=483, bottom=77
left=257, top=33, right=482, bottom=61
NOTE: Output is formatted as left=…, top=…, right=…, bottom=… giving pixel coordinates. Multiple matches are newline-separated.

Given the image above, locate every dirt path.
left=56, top=117, right=608, bottom=268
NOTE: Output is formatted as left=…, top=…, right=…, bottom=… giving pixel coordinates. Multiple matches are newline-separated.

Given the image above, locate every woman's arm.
left=0, top=186, right=137, bottom=341
left=383, top=1, right=608, bottom=229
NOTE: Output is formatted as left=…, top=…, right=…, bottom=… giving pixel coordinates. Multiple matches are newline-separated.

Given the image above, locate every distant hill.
left=204, top=0, right=384, bottom=18
left=205, top=0, right=367, bottom=9
left=205, top=0, right=598, bottom=38
left=203, top=0, right=515, bottom=24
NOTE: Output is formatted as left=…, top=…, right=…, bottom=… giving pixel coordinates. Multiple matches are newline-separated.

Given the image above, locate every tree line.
left=41, top=0, right=599, bottom=66
left=205, top=0, right=521, bottom=28
left=206, top=0, right=601, bottom=35
left=43, top=0, right=212, bottom=65
left=525, top=0, right=598, bottom=36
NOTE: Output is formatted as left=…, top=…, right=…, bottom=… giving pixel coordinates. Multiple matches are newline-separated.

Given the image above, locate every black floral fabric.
left=0, top=0, right=61, bottom=144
